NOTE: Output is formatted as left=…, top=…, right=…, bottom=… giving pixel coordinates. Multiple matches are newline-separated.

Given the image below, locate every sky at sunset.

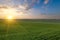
left=0, top=0, right=60, bottom=19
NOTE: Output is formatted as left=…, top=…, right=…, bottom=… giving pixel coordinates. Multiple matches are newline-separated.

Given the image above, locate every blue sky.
left=33, top=0, right=60, bottom=15
left=0, top=0, right=60, bottom=19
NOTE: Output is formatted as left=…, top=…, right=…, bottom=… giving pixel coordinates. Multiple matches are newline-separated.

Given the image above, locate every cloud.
left=22, top=0, right=39, bottom=10
left=0, top=5, right=8, bottom=9
left=3, top=0, right=12, bottom=2
left=0, top=5, right=60, bottom=19
left=0, top=0, right=59, bottom=19
left=0, top=0, right=49, bottom=10
left=0, top=5, right=31, bottom=19
left=44, top=0, right=49, bottom=4
left=0, top=5, right=18, bottom=18
left=18, top=5, right=27, bottom=10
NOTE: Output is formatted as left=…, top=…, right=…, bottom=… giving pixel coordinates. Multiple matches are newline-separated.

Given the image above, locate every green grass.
left=0, top=19, right=60, bottom=40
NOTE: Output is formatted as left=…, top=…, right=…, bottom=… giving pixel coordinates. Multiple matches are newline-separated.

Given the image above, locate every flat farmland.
left=0, top=19, right=60, bottom=40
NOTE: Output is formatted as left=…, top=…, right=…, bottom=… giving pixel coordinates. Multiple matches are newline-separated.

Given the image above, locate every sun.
left=7, top=16, right=13, bottom=20
left=4, top=15, right=16, bottom=24
left=5, top=15, right=14, bottom=21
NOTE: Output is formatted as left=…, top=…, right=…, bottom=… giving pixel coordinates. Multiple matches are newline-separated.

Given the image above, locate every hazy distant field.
left=0, top=19, right=60, bottom=40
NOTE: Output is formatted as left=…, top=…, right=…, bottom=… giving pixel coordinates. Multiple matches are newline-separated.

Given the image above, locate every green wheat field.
left=0, top=19, right=60, bottom=40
